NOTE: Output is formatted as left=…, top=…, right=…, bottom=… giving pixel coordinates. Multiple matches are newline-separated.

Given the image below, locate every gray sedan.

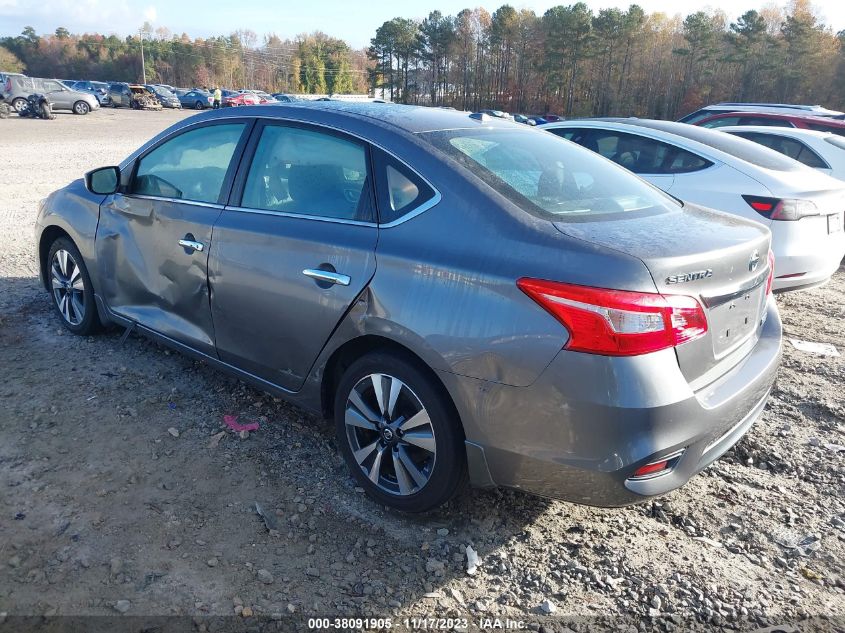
left=35, top=103, right=782, bottom=512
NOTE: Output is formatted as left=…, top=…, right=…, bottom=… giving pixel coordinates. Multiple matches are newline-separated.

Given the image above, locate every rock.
left=109, top=558, right=122, bottom=575
left=241, top=606, right=254, bottom=617
left=258, top=569, right=274, bottom=584
left=437, top=528, right=449, bottom=537
left=306, top=567, right=320, bottom=577
left=8, top=556, right=20, bottom=568
left=206, top=558, right=218, bottom=567
left=540, top=599, right=556, bottom=614
left=113, top=600, right=131, bottom=614
left=651, top=595, right=662, bottom=610
left=426, top=559, right=445, bottom=573
left=286, top=603, right=297, bottom=613
left=167, top=427, right=180, bottom=438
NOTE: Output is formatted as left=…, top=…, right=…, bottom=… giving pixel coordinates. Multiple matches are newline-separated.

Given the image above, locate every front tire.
left=334, top=352, right=466, bottom=512
left=194, top=100, right=204, bottom=110
left=47, top=237, right=102, bottom=335
left=12, top=97, right=27, bottom=112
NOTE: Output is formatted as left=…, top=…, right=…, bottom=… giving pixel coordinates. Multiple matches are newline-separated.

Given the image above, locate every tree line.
left=0, top=25, right=369, bottom=94
left=368, top=0, right=845, bottom=118
left=1, top=0, right=843, bottom=118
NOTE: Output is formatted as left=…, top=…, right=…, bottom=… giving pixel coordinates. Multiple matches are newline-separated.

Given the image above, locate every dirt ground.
left=0, top=108, right=843, bottom=632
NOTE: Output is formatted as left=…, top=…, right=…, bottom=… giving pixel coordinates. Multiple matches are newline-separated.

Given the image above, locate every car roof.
left=716, top=125, right=835, bottom=139
left=699, top=111, right=845, bottom=127
left=206, top=101, right=523, bottom=135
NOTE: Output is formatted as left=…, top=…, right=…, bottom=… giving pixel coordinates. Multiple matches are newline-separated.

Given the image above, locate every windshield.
left=156, top=87, right=175, bottom=97
left=422, top=128, right=679, bottom=221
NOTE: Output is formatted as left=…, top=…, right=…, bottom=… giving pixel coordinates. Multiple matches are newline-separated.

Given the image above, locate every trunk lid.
left=554, top=203, right=771, bottom=388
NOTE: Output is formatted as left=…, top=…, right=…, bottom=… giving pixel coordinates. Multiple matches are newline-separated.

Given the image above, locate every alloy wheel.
left=344, top=373, right=437, bottom=496
left=50, top=249, right=85, bottom=326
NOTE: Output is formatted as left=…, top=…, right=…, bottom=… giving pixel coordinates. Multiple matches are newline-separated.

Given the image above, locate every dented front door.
left=94, top=120, right=249, bottom=356
left=96, top=195, right=221, bottom=355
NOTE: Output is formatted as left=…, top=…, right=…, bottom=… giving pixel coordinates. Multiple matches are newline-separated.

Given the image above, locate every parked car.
left=678, top=102, right=844, bottom=125
left=178, top=89, right=214, bottom=110
left=513, top=114, right=537, bottom=126
left=719, top=126, right=845, bottom=181
left=271, top=93, right=301, bottom=103
left=71, top=80, right=111, bottom=106
left=543, top=118, right=845, bottom=292
left=3, top=75, right=99, bottom=114
left=692, top=111, right=845, bottom=137
left=108, top=83, right=162, bottom=110
left=476, top=109, right=513, bottom=121
left=222, top=90, right=258, bottom=107
left=237, top=89, right=271, bottom=104
left=145, top=84, right=181, bottom=109
left=36, top=103, right=781, bottom=511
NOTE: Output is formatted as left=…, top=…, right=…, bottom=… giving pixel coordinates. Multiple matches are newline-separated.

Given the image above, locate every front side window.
left=700, top=116, right=741, bottom=128
left=131, top=123, right=246, bottom=204
left=422, top=128, right=679, bottom=221
left=740, top=117, right=793, bottom=127
left=241, top=124, right=372, bottom=222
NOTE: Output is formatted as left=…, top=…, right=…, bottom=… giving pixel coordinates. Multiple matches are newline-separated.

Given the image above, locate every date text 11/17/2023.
left=307, top=617, right=528, bottom=630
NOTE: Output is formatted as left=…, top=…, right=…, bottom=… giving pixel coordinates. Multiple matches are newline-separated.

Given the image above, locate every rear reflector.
left=517, top=279, right=708, bottom=356
left=631, top=460, right=670, bottom=478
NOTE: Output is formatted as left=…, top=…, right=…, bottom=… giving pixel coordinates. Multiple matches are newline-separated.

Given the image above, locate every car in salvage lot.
left=178, top=89, right=214, bottom=110
left=719, top=126, right=845, bottom=181
left=692, top=110, right=845, bottom=136
left=542, top=118, right=845, bottom=293
left=35, top=103, right=781, bottom=512
left=2, top=75, right=99, bottom=114
left=108, top=83, right=162, bottom=110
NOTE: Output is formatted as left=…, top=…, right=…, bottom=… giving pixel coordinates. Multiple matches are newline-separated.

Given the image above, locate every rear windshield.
left=421, top=128, right=678, bottom=221
left=626, top=120, right=803, bottom=171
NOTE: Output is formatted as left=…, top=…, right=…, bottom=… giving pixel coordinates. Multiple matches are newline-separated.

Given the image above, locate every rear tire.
left=73, top=100, right=90, bottom=115
left=334, top=352, right=466, bottom=512
left=12, top=97, right=27, bottom=112
left=194, top=101, right=204, bottom=110
left=46, top=237, right=103, bottom=336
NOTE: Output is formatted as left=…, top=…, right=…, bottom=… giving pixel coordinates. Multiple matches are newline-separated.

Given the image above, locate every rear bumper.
left=770, top=216, right=845, bottom=292
left=450, top=297, right=782, bottom=506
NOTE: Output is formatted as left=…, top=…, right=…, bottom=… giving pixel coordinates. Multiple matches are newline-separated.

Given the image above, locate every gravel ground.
left=0, top=109, right=843, bottom=632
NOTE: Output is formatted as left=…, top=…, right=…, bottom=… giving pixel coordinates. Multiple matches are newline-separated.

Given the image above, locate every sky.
left=1, top=0, right=843, bottom=49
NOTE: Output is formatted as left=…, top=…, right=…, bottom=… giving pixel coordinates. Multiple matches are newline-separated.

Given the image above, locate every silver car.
left=3, top=76, right=99, bottom=114
left=35, top=104, right=782, bottom=512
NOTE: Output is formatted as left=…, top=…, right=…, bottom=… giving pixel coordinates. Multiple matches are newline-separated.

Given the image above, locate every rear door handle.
left=178, top=239, right=204, bottom=252
left=303, top=269, right=350, bottom=286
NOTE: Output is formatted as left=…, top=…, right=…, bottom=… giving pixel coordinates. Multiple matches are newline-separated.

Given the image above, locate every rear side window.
left=701, top=116, right=741, bottom=128
left=806, top=123, right=845, bottom=137
left=373, top=150, right=437, bottom=224
left=581, top=130, right=711, bottom=174
left=241, top=124, right=373, bottom=222
left=731, top=132, right=828, bottom=168
left=131, top=123, right=246, bottom=204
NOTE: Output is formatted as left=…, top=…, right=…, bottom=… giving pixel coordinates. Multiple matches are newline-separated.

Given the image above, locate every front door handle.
left=303, top=269, right=350, bottom=286
left=178, top=238, right=204, bottom=252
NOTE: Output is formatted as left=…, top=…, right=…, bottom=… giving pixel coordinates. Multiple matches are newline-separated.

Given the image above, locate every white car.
left=718, top=126, right=845, bottom=182
left=542, top=119, right=845, bottom=292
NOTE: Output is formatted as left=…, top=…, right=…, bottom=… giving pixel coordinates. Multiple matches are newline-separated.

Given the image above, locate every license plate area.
left=709, top=283, right=766, bottom=358
left=827, top=212, right=843, bottom=234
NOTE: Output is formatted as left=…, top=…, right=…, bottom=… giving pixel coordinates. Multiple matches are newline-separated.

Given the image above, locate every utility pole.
left=139, top=29, right=146, bottom=84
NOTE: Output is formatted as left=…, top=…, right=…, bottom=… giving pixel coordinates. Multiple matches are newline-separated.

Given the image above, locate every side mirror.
left=85, top=166, right=120, bottom=195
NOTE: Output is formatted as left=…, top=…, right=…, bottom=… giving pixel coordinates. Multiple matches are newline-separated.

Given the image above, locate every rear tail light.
left=517, top=279, right=708, bottom=356
left=765, top=250, right=775, bottom=295
left=743, top=195, right=820, bottom=221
